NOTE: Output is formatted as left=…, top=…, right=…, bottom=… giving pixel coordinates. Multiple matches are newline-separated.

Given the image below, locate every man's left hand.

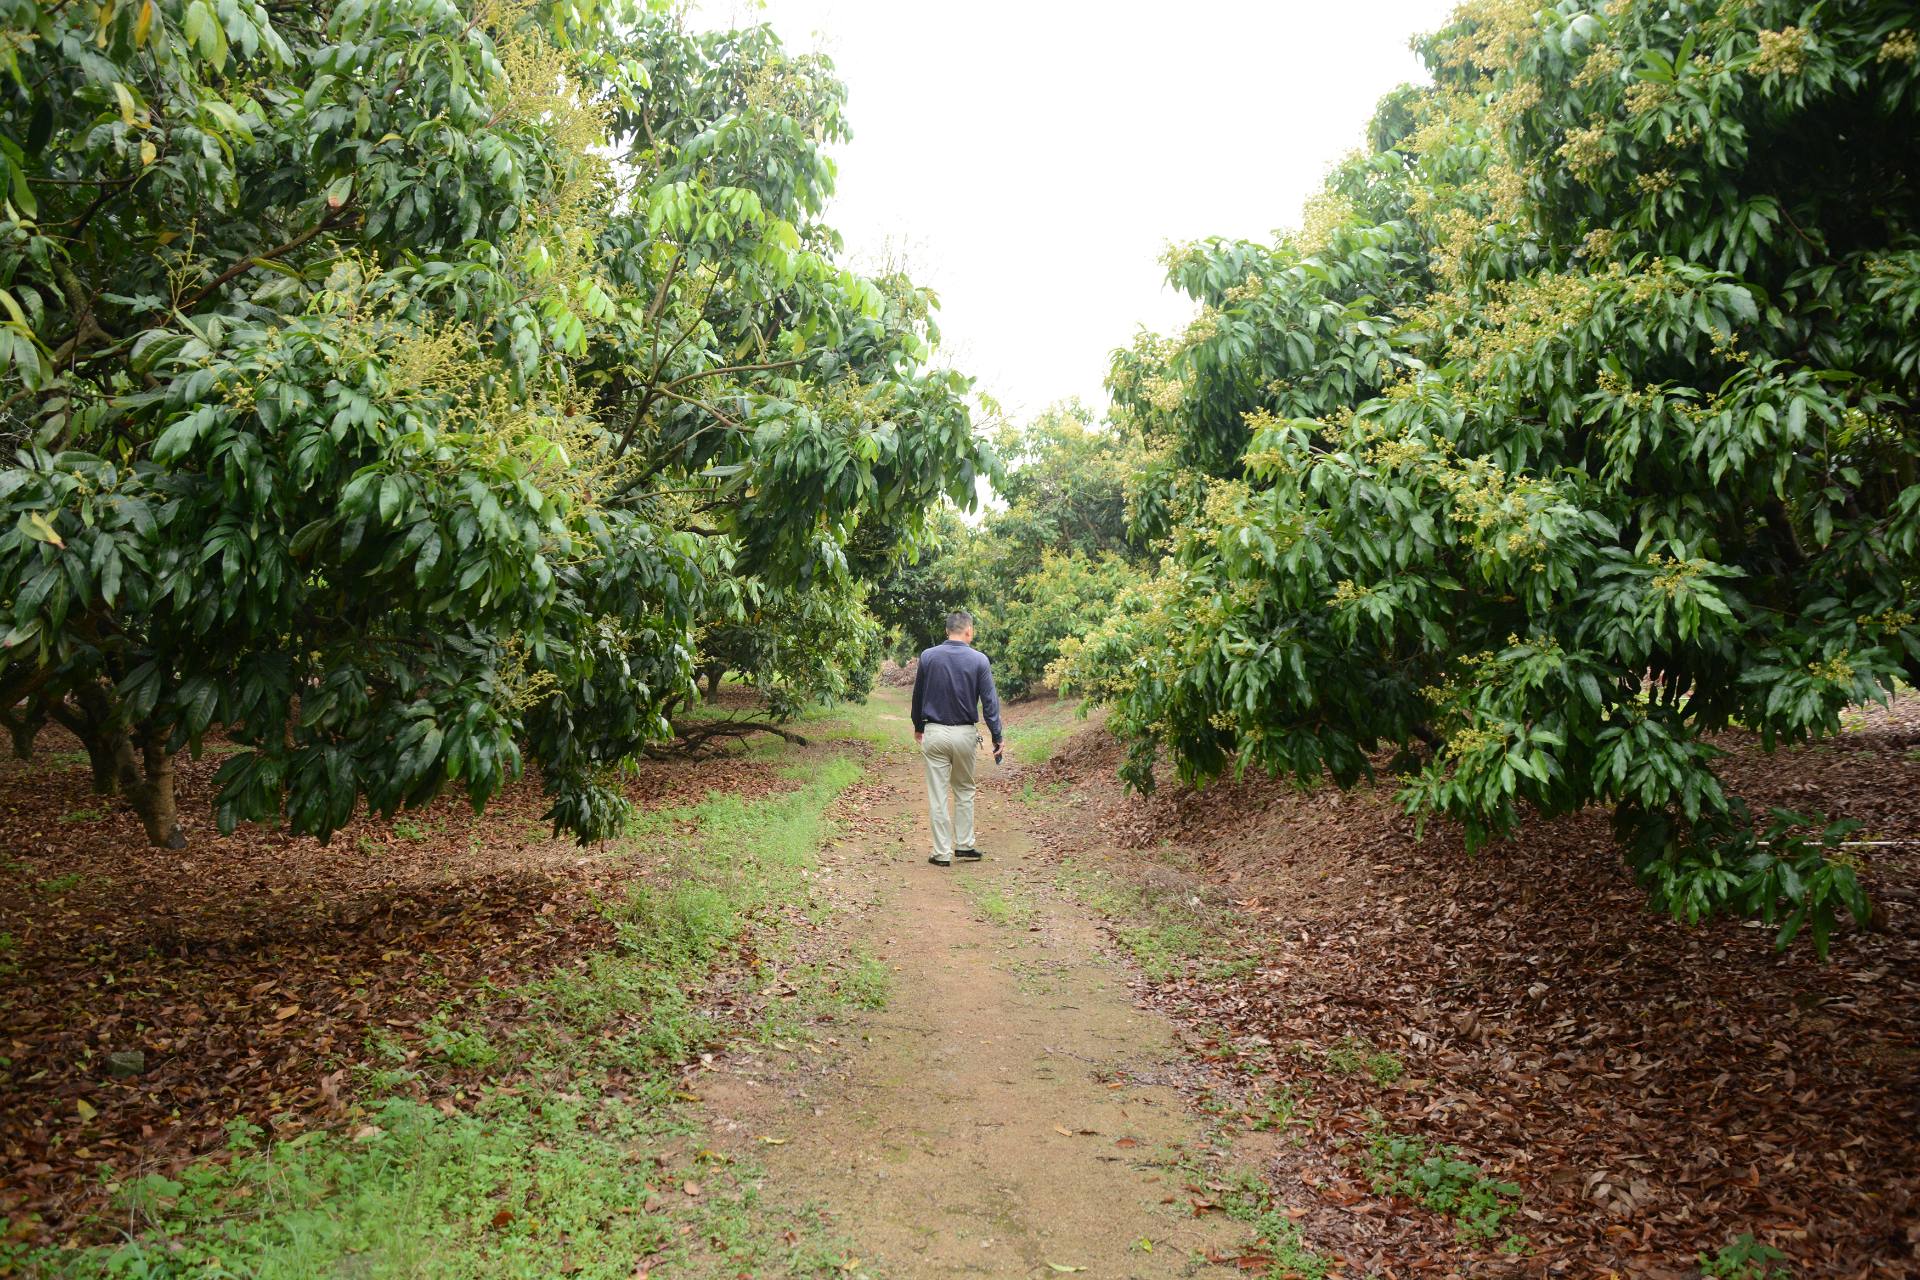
left=993, top=742, right=1003, bottom=765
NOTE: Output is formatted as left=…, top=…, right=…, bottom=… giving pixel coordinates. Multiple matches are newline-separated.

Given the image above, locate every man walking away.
left=911, top=611, right=1004, bottom=867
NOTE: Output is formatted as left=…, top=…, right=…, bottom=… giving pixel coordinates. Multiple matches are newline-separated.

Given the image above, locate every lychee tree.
left=1069, top=0, right=1919, bottom=952
left=0, top=0, right=985, bottom=845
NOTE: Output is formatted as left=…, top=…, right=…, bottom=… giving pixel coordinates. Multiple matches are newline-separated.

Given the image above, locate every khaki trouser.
left=920, top=723, right=980, bottom=861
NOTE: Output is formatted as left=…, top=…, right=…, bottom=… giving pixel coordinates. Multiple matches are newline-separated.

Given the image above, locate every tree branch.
left=171, top=202, right=353, bottom=317
left=658, top=357, right=803, bottom=393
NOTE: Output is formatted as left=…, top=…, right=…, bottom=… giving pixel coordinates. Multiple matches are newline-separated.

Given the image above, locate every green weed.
left=1202, top=1165, right=1334, bottom=1279
left=1052, top=857, right=1234, bottom=979
left=1248, top=1084, right=1311, bottom=1132
left=1115, top=915, right=1209, bottom=978
left=796, top=694, right=902, bottom=748
left=1010, top=723, right=1068, bottom=766
left=362, top=1026, right=408, bottom=1065
left=36, top=872, right=84, bottom=897
left=1364, top=1124, right=1525, bottom=1249
left=1051, top=860, right=1148, bottom=916
left=421, top=1015, right=499, bottom=1071
left=1320, top=1036, right=1403, bottom=1085
left=1365, top=1051, right=1406, bottom=1085
left=1700, top=1234, right=1791, bottom=1279
left=58, top=805, right=109, bottom=823
left=960, top=874, right=1037, bottom=929
left=1015, top=777, right=1068, bottom=805
left=834, top=945, right=892, bottom=1011
left=12, top=1093, right=849, bottom=1279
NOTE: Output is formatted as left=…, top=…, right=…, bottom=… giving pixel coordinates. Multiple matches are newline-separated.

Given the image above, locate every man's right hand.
left=993, top=742, right=1003, bottom=765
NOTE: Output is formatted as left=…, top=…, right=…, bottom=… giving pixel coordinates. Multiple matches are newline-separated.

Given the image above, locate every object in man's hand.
left=994, top=743, right=1004, bottom=765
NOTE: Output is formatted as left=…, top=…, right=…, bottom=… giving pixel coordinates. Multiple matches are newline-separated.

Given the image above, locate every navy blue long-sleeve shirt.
left=910, top=640, right=1003, bottom=743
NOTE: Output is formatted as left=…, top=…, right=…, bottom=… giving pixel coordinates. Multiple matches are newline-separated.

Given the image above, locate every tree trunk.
left=703, top=667, right=723, bottom=700
left=0, top=703, right=35, bottom=761
left=106, top=728, right=184, bottom=848
left=48, top=691, right=119, bottom=795
left=82, top=735, right=118, bottom=796
left=74, top=680, right=184, bottom=848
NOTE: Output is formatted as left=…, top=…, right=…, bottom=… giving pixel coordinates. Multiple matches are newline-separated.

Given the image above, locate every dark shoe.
left=954, top=848, right=983, bottom=861
left=927, top=855, right=952, bottom=867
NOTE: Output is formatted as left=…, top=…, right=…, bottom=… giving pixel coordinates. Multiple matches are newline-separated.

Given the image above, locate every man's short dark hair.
left=945, top=610, right=973, bottom=635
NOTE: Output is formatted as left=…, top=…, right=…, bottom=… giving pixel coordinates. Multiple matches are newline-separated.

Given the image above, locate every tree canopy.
left=871, top=399, right=1145, bottom=694
left=0, top=0, right=986, bottom=846
left=1068, top=0, right=1919, bottom=952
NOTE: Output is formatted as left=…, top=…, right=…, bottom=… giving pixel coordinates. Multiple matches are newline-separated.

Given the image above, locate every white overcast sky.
left=704, top=0, right=1460, bottom=420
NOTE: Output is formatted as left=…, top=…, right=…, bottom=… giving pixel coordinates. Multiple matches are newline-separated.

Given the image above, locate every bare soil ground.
left=1024, top=700, right=1920, bottom=1277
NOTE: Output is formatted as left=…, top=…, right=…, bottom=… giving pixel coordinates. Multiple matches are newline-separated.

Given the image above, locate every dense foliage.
left=0, top=0, right=985, bottom=845
left=874, top=401, right=1143, bottom=694
left=690, top=575, right=883, bottom=719
left=1068, top=0, right=1919, bottom=951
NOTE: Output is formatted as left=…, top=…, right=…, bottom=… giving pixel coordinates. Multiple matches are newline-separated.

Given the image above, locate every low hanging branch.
left=654, top=713, right=810, bottom=758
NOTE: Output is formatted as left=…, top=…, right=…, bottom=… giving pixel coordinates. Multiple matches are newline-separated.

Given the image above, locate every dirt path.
left=700, top=696, right=1242, bottom=1278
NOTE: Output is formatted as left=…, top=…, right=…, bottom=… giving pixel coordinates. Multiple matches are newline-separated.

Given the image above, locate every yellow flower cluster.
left=495, top=633, right=563, bottom=712
left=1485, top=77, right=1541, bottom=132
left=1443, top=461, right=1551, bottom=559
left=1856, top=609, right=1915, bottom=636
left=1632, top=168, right=1677, bottom=196
left=1572, top=43, right=1622, bottom=90
left=1445, top=724, right=1507, bottom=758
left=314, top=260, right=605, bottom=512
left=1199, top=479, right=1252, bottom=531
left=1224, top=273, right=1267, bottom=304
left=742, top=53, right=837, bottom=140
left=1180, top=306, right=1222, bottom=349
left=1751, top=27, right=1810, bottom=76
left=1421, top=209, right=1478, bottom=288
left=1158, top=241, right=1201, bottom=273
left=1295, top=190, right=1357, bottom=257
left=1807, top=654, right=1855, bottom=684
left=1483, top=162, right=1529, bottom=225
left=1556, top=122, right=1613, bottom=184
left=1426, top=0, right=1545, bottom=78
left=1579, top=227, right=1620, bottom=260
left=1879, top=29, right=1919, bottom=62
left=1623, top=80, right=1673, bottom=115
left=1143, top=375, right=1186, bottom=415
left=1365, top=436, right=1436, bottom=470
left=1454, top=271, right=1598, bottom=385
left=1240, top=447, right=1293, bottom=478
left=1647, top=553, right=1703, bottom=596
left=1329, top=579, right=1373, bottom=606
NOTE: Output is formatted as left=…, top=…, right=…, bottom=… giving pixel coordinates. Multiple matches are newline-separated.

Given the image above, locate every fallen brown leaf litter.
left=1021, top=696, right=1920, bottom=1277
left=0, top=724, right=824, bottom=1248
